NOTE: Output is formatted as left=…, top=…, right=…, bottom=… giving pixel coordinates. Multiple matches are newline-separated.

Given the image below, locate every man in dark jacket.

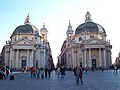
left=60, top=66, right=66, bottom=79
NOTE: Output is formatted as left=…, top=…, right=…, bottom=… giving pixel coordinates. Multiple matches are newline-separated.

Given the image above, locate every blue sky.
left=0, top=0, right=120, bottom=65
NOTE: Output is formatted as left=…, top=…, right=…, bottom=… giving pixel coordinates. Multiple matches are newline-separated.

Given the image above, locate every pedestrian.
left=45, top=67, right=48, bottom=78
left=48, top=66, right=51, bottom=78
left=57, top=67, right=60, bottom=78
left=60, top=66, right=66, bottom=79
left=33, top=67, right=36, bottom=77
left=84, top=67, right=88, bottom=74
left=114, top=65, right=118, bottom=74
left=30, top=67, right=34, bottom=78
left=36, top=68, right=40, bottom=79
left=101, top=66, right=104, bottom=72
left=91, top=66, right=94, bottom=72
left=1, top=70, right=6, bottom=79
left=75, top=66, right=84, bottom=85
left=6, top=69, right=9, bottom=77
left=40, top=68, right=44, bottom=79
left=0, top=69, right=3, bottom=79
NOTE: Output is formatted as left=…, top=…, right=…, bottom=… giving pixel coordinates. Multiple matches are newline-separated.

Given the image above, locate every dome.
left=12, top=24, right=39, bottom=36
left=75, top=22, right=106, bottom=34
left=11, top=15, right=39, bottom=36
left=75, top=11, right=106, bottom=35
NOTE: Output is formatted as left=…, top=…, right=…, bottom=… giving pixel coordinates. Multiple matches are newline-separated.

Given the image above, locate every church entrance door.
left=92, top=59, right=96, bottom=68
left=21, top=60, right=26, bottom=68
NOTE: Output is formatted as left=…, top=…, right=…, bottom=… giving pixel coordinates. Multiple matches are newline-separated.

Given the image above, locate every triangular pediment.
left=84, top=37, right=106, bottom=44
left=12, top=38, right=35, bottom=46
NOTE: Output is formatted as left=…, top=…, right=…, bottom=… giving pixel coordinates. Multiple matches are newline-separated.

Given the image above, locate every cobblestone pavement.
left=0, top=70, right=120, bottom=90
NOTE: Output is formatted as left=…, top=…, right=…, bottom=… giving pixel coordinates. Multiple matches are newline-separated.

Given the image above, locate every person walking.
left=114, top=65, right=118, bottom=74
left=40, top=68, right=44, bottom=79
left=48, top=66, right=51, bottom=78
left=33, top=67, right=36, bottom=77
left=101, top=66, right=104, bottom=72
left=6, top=69, right=9, bottom=77
left=57, top=67, right=60, bottom=78
left=60, top=66, right=66, bottom=79
left=36, top=68, right=40, bottom=79
left=30, top=67, right=34, bottom=78
left=84, top=67, right=88, bottom=74
left=45, top=67, right=48, bottom=78
left=75, top=66, right=84, bottom=85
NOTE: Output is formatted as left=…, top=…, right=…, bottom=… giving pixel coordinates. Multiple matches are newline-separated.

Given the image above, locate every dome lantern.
left=85, top=11, right=92, bottom=22
left=24, top=14, right=31, bottom=25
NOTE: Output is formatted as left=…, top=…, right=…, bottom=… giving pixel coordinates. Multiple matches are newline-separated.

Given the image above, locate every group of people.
left=56, top=65, right=66, bottom=79
left=0, top=66, right=12, bottom=79
left=56, top=65, right=84, bottom=85
left=73, top=65, right=84, bottom=85
left=30, top=66, right=51, bottom=79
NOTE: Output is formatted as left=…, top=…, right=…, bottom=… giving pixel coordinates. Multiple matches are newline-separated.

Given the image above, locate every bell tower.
left=40, top=23, right=48, bottom=42
left=66, top=20, right=74, bottom=41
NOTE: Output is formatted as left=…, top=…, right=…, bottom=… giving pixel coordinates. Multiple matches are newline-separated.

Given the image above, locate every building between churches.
left=1, top=14, right=54, bottom=70
left=58, top=11, right=112, bottom=69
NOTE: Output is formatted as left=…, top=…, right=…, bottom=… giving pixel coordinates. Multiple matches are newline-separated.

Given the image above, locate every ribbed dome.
left=75, top=22, right=106, bottom=34
left=12, top=24, right=39, bottom=36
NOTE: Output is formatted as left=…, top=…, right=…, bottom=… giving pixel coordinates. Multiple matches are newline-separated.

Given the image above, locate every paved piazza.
left=0, top=70, right=120, bottom=90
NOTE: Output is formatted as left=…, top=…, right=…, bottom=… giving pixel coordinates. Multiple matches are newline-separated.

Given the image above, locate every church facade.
left=1, top=15, right=54, bottom=70
left=58, top=12, right=112, bottom=69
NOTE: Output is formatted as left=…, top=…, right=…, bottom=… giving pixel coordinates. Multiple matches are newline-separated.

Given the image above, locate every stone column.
left=72, top=48, right=75, bottom=68
left=74, top=49, right=76, bottom=67
left=99, top=48, right=102, bottom=66
left=84, top=49, right=87, bottom=67
left=104, top=49, right=106, bottom=67
left=27, top=49, right=30, bottom=68
left=109, top=50, right=112, bottom=66
left=13, top=49, right=15, bottom=68
left=16, top=49, right=19, bottom=69
left=30, top=50, right=34, bottom=67
left=89, top=48, right=92, bottom=68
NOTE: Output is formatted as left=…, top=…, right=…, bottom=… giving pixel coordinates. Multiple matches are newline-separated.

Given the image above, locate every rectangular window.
left=90, top=36, right=94, bottom=39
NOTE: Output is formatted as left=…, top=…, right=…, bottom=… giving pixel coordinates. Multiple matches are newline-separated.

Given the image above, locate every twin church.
left=1, top=15, right=54, bottom=70
left=1, top=11, right=112, bottom=69
left=58, top=11, right=112, bottom=69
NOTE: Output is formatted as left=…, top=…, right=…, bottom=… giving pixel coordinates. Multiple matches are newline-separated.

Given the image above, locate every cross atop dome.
left=85, top=11, right=92, bottom=22
left=24, top=14, right=31, bottom=24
